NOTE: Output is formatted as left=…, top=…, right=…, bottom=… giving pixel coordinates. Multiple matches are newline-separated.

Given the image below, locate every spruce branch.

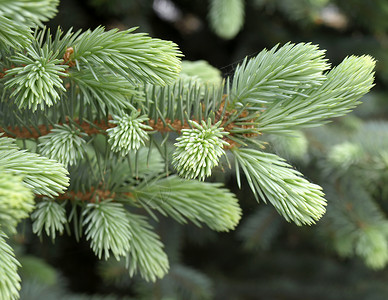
left=328, top=142, right=363, bottom=171
left=0, top=230, right=20, bottom=300
left=325, top=180, right=388, bottom=269
left=107, top=112, right=152, bottom=156
left=134, top=176, right=242, bottom=231
left=97, top=258, right=130, bottom=288
left=125, top=212, right=169, bottom=282
left=0, top=172, right=35, bottom=235
left=180, top=60, right=222, bottom=85
left=356, top=224, right=388, bottom=269
left=141, top=78, right=224, bottom=125
left=117, top=147, right=164, bottom=182
left=0, top=0, right=59, bottom=28
left=172, top=119, right=229, bottom=180
left=39, top=124, right=87, bottom=166
left=166, top=264, right=214, bottom=300
left=0, top=14, right=32, bottom=50
left=258, top=55, right=376, bottom=133
left=209, top=0, right=245, bottom=40
left=0, top=0, right=59, bottom=51
left=71, top=27, right=182, bottom=85
left=230, top=42, right=329, bottom=109
left=92, top=147, right=165, bottom=197
left=33, top=26, right=82, bottom=61
left=232, top=148, right=326, bottom=225
left=237, top=207, right=282, bottom=251
left=265, top=130, right=308, bottom=161
left=0, top=0, right=381, bottom=290
left=355, top=121, right=388, bottom=154
left=69, top=69, right=141, bottom=111
left=253, top=0, right=329, bottom=24
left=31, top=200, right=67, bottom=241
left=18, top=256, right=57, bottom=287
left=0, top=135, right=69, bottom=197
left=5, top=45, right=68, bottom=111
left=83, top=200, right=132, bottom=260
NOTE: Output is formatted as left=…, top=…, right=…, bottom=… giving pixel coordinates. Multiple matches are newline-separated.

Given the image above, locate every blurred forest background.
left=18, top=0, right=388, bottom=299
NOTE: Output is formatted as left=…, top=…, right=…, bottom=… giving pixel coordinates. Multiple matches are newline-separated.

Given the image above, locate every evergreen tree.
left=0, top=0, right=376, bottom=299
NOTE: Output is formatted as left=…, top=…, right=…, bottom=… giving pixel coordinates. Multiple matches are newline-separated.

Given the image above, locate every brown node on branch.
left=37, top=187, right=136, bottom=204
left=2, top=124, right=52, bottom=139
left=0, top=65, right=16, bottom=78
left=46, top=187, right=116, bottom=203
left=215, top=101, right=260, bottom=149
left=0, top=117, right=115, bottom=139
left=63, top=47, right=76, bottom=67
left=146, top=98, right=260, bottom=150
left=148, top=118, right=191, bottom=133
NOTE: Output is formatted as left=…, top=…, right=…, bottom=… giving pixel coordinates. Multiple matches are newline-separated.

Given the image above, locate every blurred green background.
left=18, top=1, right=388, bottom=299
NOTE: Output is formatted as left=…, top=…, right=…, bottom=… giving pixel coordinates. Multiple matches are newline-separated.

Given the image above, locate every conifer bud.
left=39, top=124, right=87, bottom=166
left=107, top=112, right=152, bottom=156
left=172, top=120, right=229, bottom=180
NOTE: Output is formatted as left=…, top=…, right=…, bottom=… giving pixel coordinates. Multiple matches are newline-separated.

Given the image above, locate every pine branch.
left=0, top=135, right=69, bottom=197
left=125, top=212, right=169, bottom=282
left=0, top=172, right=35, bottom=235
left=0, top=116, right=113, bottom=139
left=327, top=141, right=363, bottom=172
left=134, top=176, right=242, bottom=231
left=141, top=78, right=223, bottom=126
left=237, top=207, right=283, bottom=250
left=38, top=124, right=88, bottom=166
left=232, top=147, right=326, bottom=225
left=325, top=180, right=388, bottom=269
left=83, top=200, right=132, bottom=260
left=68, top=69, right=141, bottom=111
left=0, top=0, right=59, bottom=51
left=33, top=26, right=82, bottom=59
left=0, top=230, right=20, bottom=300
left=172, top=120, right=229, bottom=180
left=107, top=112, right=152, bottom=155
left=180, top=60, right=222, bottom=85
left=5, top=44, right=68, bottom=111
left=31, top=200, right=67, bottom=241
left=2, top=25, right=181, bottom=113
left=0, top=0, right=380, bottom=293
left=230, top=42, right=329, bottom=109
left=71, top=27, right=182, bottom=86
left=208, top=0, right=245, bottom=40
left=165, top=264, right=214, bottom=300
left=0, top=15, right=32, bottom=49
left=0, top=0, right=59, bottom=28
left=265, top=130, right=308, bottom=161
left=257, top=55, right=375, bottom=133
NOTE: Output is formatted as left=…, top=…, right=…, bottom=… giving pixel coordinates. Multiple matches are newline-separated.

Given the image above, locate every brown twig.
left=62, top=47, right=76, bottom=67
left=37, top=187, right=119, bottom=203
left=1, top=118, right=115, bottom=139
left=0, top=103, right=259, bottom=148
